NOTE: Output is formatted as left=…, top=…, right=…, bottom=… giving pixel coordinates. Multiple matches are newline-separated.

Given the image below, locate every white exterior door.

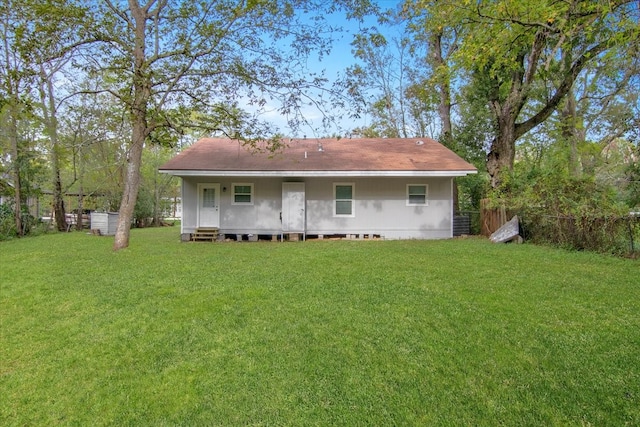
left=197, top=183, right=220, bottom=227
left=282, top=182, right=305, bottom=233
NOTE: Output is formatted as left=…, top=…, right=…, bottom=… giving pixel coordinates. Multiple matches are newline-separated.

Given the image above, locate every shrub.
left=0, top=203, right=17, bottom=240
left=133, top=187, right=154, bottom=227
left=0, top=202, right=49, bottom=240
left=490, top=168, right=635, bottom=255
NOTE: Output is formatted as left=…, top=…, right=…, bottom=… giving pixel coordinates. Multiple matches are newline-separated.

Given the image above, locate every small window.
left=232, top=183, right=254, bottom=205
left=334, top=183, right=354, bottom=216
left=407, top=184, right=428, bottom=206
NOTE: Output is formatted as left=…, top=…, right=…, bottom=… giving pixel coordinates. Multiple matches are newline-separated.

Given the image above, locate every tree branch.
left=515, top=40, right=610, bottom=138
left=104, top=0, right=134, bottom=32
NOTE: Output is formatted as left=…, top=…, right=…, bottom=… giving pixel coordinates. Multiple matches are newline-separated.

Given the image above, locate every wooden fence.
left=480, top=198, right=508, bottom=237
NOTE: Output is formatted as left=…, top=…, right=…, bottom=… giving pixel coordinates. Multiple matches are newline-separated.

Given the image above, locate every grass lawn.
left=1, top=227, right=639, bottom=426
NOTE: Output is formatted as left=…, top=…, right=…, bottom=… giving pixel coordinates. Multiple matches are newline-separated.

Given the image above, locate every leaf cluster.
left=75, top=0, right=343, bottom=145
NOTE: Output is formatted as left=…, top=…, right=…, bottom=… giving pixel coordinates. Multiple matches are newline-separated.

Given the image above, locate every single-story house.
left=159, top=137, right=477, bottom=241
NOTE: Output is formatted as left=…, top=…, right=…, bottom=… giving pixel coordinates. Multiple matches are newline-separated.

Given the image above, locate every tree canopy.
left=1, top=0, right=638, bottom=249
left=408, top=0, right=639, bottom=186
left=2, top=0, right=360, bottom=247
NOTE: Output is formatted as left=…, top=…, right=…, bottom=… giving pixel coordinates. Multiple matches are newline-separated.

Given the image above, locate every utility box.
left=90, top=212, right=119, bottom=236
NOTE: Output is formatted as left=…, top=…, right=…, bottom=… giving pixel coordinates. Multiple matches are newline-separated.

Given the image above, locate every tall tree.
left=0, top=0, right=30, bottom=235
left=403, top=1, right=462, bottom=143
left=404, top=3, right=464, bottom=210
left=447, top=0, right=640, bottom=187
left=4, top=0, right=89, bottom=233
left=77, top=0, right=342, bottom=250
left=28, top=3, right=76, bottom=232
left=348, top=31, right=415, bottom=137
left=344, top=3, right=485, bottom=211
left=35, top=58, right=70, bottom=232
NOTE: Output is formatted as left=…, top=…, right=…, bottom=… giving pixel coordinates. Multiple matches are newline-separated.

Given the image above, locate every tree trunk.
left=561, top=88, right=581, bottom=177
left=39, top=63, right=68, bottom=232
left=76, top=189, right=84, bottom=231
left=51, top=139, right=66, bottom=232
left=52, top=166, right=67, bottom=232
left=113, top=136, right=144, bottom=250
left=3, top=25, right=23, bottom=236
left=152, top=165, right=160, bottom=227
left=429, top=31, right=458, bottom=212
left=9, top=112, right=23, bottom=236
left=113, top=1, right=149, bottom=251
left=430, top=33, right=452, bottom=141
left=76, top=147, right=85, bottom=231
left=486, top=109, right=517, bottom=188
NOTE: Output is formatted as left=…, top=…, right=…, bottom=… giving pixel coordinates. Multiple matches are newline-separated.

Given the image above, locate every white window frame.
left=231, top=183, right=254, bottom=205
left=334, top=182, right=355, bottom=217
left=406, top=184, right=428, bottom=206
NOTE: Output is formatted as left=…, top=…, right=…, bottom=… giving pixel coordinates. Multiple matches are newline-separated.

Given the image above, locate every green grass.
left=1, top=228, right=639, bottom=426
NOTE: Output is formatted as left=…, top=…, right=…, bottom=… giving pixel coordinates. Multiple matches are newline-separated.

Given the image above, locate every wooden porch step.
left=192, top=234, right=218, bottom=241
left=191, top=227, right=219, bottom=242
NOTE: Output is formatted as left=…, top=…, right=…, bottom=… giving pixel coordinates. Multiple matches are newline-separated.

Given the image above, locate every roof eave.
left=159, top=169, right=478, bottom=177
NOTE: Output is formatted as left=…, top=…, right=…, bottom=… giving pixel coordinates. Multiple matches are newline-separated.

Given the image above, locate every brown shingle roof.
left=159, top=137, right=477, bottom=176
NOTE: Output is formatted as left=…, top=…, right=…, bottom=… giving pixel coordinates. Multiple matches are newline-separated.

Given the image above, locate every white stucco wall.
left=180, top=176, right=453, bottom=239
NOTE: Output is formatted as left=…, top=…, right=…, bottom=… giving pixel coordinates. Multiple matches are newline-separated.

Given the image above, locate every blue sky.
left=257, top=1, right=404, bottom=137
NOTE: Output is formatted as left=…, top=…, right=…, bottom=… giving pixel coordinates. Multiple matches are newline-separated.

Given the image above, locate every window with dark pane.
left=408, top=185, right=427, bottom=205
left=233, top=184, right=252, bottom=204
left=335, top=184, right=353, bottom=216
